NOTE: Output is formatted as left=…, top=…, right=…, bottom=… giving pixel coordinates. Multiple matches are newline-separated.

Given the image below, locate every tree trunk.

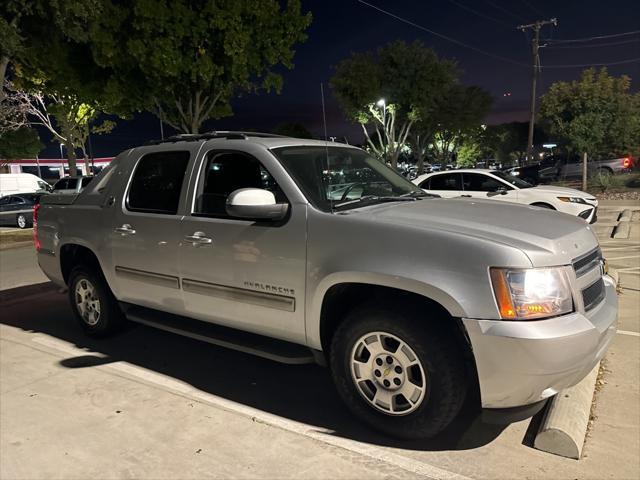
left=582, top=151, right=588, bottom=192
left=417, top=154, right=424, bottom=175
left=66, top=142, right=78, bottom=177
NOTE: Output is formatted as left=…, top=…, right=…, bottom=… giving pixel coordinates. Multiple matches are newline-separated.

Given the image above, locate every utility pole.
left=518, top=18, right=557, bottom=164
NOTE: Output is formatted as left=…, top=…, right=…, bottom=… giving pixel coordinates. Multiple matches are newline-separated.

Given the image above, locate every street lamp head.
left=376, top=99, right=385, bottom=107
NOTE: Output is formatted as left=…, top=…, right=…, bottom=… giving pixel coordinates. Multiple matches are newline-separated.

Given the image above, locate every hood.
left=529, top=185, right=596, bottom=200
left=354, top=197, right=598, bottom=266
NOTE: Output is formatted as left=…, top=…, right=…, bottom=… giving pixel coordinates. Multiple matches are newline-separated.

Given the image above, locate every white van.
left=0, top=173, right=52, bottom=197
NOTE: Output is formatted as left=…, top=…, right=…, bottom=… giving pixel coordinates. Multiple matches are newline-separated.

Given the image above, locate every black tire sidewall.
left=330, top=306, right=466, bottom=440
left=68, top=266, right=122, bottom=337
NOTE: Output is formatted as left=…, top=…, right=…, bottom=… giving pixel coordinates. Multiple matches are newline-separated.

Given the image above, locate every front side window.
left=81, top=177, right=93, bottom=188
left=193, top=151, right=285, bottom=218
left=429, top=173, right=462, bottom=191
left=490, top=170, right=532, bottom=188
left=272, top=146, right=423, bottom=212
left=127, top=151, right=190, bottom=214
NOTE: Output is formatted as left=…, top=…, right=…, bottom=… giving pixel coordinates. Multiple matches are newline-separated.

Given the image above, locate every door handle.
left=114, top=224, right=136, bottom=236
left=461, top=194, right=472, bottom=198
left=184, top=231, right=213, bottom=246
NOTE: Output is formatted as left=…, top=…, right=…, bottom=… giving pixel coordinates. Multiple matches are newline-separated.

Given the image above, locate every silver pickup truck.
left=36, top=132, right=618, bottom=439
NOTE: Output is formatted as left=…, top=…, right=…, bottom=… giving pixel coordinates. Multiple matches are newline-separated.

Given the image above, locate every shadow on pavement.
left=1, top=282, right=509, bottom=452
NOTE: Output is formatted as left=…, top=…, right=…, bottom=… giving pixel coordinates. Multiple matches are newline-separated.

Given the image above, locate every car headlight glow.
left=490, top=267, right=573, bottom=320
left=557, top=196, right=587, bottom=204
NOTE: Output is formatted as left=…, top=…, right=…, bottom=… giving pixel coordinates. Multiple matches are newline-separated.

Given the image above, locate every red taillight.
left=623, top=157, right=632, bottom=169
left=33, top=203, right=41, bottom=251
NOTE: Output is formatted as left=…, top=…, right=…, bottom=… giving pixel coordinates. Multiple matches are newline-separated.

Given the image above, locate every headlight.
left=490, top=267, right=573, bottom=320
left=557, top=196, right=587, bottom=204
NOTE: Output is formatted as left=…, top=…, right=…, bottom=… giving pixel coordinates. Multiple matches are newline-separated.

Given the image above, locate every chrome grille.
left=573, top=248, right=602, bottom=277
left=582, top=278, right=605, bottom=311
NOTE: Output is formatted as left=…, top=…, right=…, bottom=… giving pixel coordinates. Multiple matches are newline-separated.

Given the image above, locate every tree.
left=0, top=126, right=43, bottom=161
left=540, top=68, right=640, bottom=190
left=456, top=137, right=483, bottom=168
left=428, top=86, right=493, bottom=165
left=273, top=122, right=313, bottom=139
left=3, top=81, right=111, bottom=176
left=3, top=1, right=116, bottom=174
left=68, top=0, right=312, bottom=134
left=331, top=41, right=457, bottom=169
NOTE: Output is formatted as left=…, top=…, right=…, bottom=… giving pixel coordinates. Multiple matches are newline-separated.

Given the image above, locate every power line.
left=357, top=1, right=640, bottom=71
left=540, top=57, right=640, bottom=68
left=545, top=30, right=640, bottom=44
left=357, top=0, right=528, bottom=67
left=441, top=0, right=512, bottom=28
left=483, top=0, right=525, bottom=21
left=546, top=38, right=640, bottom=49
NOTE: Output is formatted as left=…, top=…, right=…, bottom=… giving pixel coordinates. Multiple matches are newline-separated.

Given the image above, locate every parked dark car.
left=507, top=155, right=636, bottom=185
left=0, top=193, right=42, bottom=228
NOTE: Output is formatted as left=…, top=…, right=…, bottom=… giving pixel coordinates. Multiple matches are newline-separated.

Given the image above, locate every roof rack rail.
left=145, top=131, right=283, bottom=146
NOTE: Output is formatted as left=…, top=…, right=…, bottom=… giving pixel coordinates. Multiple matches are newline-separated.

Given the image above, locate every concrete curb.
left=612, top=221, right=630, bottom=239
left=534, top=362, right=600, bottom=459
left=617, top=209, right=632, bottom=221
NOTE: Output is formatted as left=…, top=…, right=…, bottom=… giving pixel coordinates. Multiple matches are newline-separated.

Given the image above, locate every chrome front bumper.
left=463, top=275, right=617, bottom=409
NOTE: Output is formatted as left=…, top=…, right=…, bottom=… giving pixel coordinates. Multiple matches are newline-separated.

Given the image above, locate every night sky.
left=38, top=0, right=640, bottom=158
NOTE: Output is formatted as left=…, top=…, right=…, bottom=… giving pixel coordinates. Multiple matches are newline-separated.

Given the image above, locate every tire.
left=16, top=214, right=30, bottom=229
left=68, top=265, right=124, bottom=337
left=598, top=167, right=613, bottom=177
left=330, top=304, right=467, bottom=440
left=531, top=202, right=555, bottom=210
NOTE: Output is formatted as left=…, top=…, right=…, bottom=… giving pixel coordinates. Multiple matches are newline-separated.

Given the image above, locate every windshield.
left=272, top=146, right=425, bottom=212
left=491, top=170, right=533, bottom=189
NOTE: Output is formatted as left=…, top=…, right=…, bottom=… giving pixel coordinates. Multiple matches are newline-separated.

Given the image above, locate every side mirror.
left=487, top=188, right=508, bottom=197
left=226, top=188, right=289, bottom=221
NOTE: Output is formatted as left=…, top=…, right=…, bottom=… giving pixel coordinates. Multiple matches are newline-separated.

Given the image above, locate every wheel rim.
left=17, top=215, right=26, bottom=228
left=75, top=278, right=101, bottom=326
left=350, top=331, right=427, bottom=416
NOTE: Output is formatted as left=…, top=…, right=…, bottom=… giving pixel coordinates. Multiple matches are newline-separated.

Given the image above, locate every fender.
left=306, top=270, right=466, bottom=350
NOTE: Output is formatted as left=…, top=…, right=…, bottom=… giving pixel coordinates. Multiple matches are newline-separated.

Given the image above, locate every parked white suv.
left=414, top=169, right=599, bottom=223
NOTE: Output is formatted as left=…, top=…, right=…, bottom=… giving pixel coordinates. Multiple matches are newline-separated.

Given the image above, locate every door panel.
left=109, top=149, right=194, bottom=314
left=179, top=149, right=307, bottom=344
left=422, top=173, right=464, bottom=198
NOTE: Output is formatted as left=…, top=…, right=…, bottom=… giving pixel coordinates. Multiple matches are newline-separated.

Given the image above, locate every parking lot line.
left=30, top=335, right=471, bottom=480
left=617, top=330, right=640, bottom=337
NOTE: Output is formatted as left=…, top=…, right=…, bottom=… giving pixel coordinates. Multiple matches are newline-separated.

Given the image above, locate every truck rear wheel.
left=330, top=305, right=467, bottom=440
left=68, top=266, right=124, bottom=337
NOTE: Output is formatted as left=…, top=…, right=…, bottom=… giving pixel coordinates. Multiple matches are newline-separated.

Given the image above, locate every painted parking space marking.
left=617, top=330, right=640, bottom=337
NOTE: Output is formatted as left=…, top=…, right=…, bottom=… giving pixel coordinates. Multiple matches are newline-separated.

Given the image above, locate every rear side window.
left=127, top=151, right=190, bottom=214
left=429, top=173, right=462, bottom=190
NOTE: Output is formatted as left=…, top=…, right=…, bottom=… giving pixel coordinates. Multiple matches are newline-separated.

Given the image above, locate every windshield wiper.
left=334, top=195, right=419, bottom=209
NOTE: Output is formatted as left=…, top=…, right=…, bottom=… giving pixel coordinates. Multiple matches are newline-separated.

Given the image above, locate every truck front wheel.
left=330, top=305, right=467, bottom=440
left=68, top=266, right=124, bottom=337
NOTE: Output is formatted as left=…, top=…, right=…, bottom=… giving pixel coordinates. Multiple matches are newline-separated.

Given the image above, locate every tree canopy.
left=540, top=67, right=640, bottom=159
left=331, top=40, right=457, bottom=169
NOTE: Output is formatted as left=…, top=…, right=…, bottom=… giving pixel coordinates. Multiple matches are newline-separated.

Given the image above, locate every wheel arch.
left=315, top=280, right=480, bottom=405
left=59, top=243, right=105, bottom=285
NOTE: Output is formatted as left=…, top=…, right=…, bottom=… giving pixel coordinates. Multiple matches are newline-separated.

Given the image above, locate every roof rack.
left=145, top=131, right=283, bottom=146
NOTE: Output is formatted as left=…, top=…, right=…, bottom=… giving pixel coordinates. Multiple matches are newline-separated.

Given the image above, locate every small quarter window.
left=127, top=151, right=190, bottom=214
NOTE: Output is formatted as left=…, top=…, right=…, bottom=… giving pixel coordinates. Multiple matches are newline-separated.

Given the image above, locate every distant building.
left=1, top=158, right=114, bottom=182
